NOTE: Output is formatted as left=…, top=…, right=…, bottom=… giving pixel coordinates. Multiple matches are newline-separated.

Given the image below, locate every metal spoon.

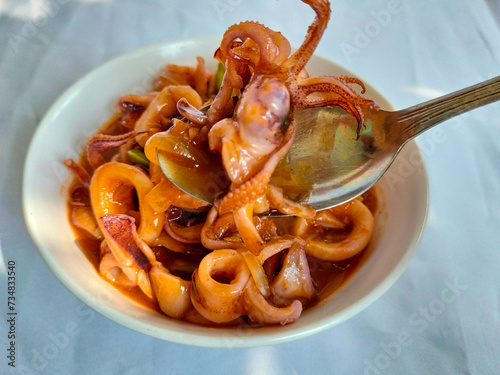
left=158, top=76, right=500, bottom=211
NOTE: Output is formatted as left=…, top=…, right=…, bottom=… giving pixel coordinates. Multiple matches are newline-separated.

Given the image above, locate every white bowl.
left=23, top=36, right=428, bottom=348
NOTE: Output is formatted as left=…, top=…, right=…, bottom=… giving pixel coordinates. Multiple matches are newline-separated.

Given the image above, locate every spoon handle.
left=394, top=76, right=500, bottom=143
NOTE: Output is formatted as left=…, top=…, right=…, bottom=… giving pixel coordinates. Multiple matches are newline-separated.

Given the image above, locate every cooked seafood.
left=65, top=0, right=377, bottom=326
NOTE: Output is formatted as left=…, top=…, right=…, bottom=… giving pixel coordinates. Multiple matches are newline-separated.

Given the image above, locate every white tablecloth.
left=1, top=1, right=499, bottom=374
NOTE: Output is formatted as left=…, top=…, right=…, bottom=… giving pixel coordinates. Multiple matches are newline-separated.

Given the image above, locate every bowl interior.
left=23, top=36, right=428, bottom=348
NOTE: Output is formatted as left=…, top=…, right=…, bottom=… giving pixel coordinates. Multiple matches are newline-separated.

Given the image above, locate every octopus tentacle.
left=218, top=168, right=268, bottom=214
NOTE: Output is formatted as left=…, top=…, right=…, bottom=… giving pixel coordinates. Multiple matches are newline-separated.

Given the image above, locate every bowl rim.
left=22, top=35, right=429, bottom=348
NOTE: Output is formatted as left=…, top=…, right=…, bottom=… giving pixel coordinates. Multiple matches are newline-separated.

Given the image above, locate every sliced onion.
left=239, top=248, right=270, bottom=298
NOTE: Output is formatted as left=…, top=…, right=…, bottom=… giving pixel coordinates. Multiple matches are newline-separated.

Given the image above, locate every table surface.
left=1, top=1, right=499, bottom=374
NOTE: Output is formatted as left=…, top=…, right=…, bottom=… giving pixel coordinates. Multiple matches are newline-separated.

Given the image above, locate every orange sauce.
left=67, top=106, right=379, bottom=324
left=68, top=170, right=377, bottom=320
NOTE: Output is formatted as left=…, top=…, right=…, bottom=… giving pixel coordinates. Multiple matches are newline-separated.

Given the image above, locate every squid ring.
left=293, top=199, right=374, bottom=261
left=90, top=162, right=164, bottom=245
left=191, top=249, right=250, bottom=323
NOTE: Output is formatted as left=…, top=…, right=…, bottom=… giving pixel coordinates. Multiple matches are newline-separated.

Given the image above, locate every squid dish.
left=65, top=0, right=379, bottom=326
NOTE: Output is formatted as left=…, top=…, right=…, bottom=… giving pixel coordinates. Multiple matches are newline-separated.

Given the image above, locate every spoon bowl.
left=270, top=105, right=397, bottom=210
left=159, top=76, right=500, bottom=211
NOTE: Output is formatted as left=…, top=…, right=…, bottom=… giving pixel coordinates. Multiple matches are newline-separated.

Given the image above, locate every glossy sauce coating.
left=68, top=173, right=377, bottom=321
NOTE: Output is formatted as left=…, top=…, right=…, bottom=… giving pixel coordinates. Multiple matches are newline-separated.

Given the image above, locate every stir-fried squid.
left=65, top=0, right=378, bottom=326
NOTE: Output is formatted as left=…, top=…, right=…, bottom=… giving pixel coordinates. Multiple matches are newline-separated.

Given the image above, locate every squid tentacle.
left=86, top=130, right=145, bottom=170
left=63, top=158, right=91, bottom=188
left=283, top=0, right=331, bottom=75
left=217, top=121, right=295, bottom=214
left=220, top=21, right=290, bottom=72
